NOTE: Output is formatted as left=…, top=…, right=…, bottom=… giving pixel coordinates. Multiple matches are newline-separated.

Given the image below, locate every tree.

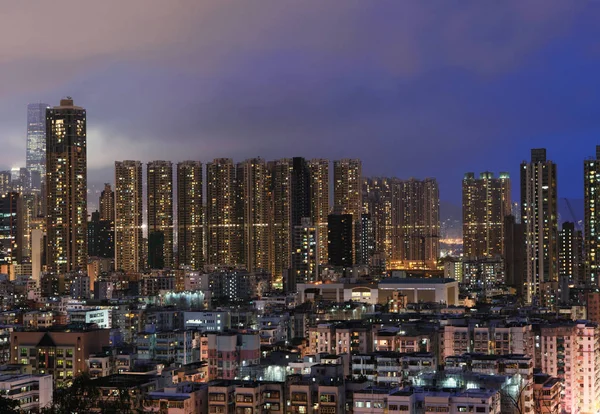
left=501, top=375, right=542, bottom=414
left=0, top=394, right=20, bottom=414
left=41, top=372, right=100, bottom=414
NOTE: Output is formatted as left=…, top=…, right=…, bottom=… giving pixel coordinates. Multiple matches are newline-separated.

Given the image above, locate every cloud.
left=1, top=1, right=599, bottom=202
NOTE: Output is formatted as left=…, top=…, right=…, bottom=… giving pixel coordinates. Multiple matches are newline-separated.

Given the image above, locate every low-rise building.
left=143, top=381, right=209, bottom=414
left=0, top=374, right=53, bottom=412
left=10, top=325, right=110, bottom=387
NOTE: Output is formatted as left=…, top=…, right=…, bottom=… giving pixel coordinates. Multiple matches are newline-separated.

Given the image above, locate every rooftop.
left=379, top=278, right=456, bottom=285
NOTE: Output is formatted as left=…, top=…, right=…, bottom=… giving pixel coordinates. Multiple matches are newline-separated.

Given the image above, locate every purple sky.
left=2, top=1, right=600, bottom=205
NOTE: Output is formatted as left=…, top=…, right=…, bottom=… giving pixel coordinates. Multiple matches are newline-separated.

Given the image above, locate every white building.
left=183, top=311, right=230, bottom=332
left=442, top=323, right=533, bottom=359
left=69, top=308, right=112, bottom=329
left=353, top=387, right=501, bottom=414
left=378, top=278, right=459, bottom=305
left=0, top=374, right=53, bottom=411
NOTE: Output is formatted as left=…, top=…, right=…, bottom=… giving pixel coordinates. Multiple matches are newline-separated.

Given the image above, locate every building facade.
left=26, top=103, right=49, bottom=192
left=147, top=161, right=174, bottom=269
left=45, top=98, right=88, bottom=273
left=584, top=145, right=600, bottom=287
left=462, top=171, right=511, bottom=259
left=238, top=158, right=270, bottom=272
left=115, top=160, right=144, bottom=272
left=206, top=159, right=241, bottom=267
left=521, top=148, right=559, bottom=305
left=176, top=161, right=203, bottom=270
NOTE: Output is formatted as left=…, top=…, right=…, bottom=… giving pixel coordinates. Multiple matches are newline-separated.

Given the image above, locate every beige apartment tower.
left=115, top=161, right=144, bottom=272
left=206, top=158, right=241, bottom=267
left=269, top=159, right=293, bottom=286
left=393, top=178, right=440, bottom=269
left=147, top=161, right=174, bottom=269
left=308, top=159, right=330, bottom=265
left=363, top=177, right=394, bottom=264
left=521, top=148, right=558, bottom=305
left=177, top=161, right=203, bottom=270
left=238, top=158, right=270, bottom=272
left=99, top=183, right=115, bottom=223
left=462, top=172, right=511, bottom=259
left=333, top=159, right=362, bottom=262
left=45, top=98, right=87, bottom=273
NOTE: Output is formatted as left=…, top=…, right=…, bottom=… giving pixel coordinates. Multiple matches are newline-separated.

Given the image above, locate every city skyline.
left=2, top=2, right=600, bottom=205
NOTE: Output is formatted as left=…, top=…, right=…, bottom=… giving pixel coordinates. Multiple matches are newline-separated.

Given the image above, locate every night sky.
left=2, top=1, right=600, bottom=206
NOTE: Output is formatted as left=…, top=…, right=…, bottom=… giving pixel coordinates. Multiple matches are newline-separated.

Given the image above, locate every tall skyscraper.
left=0, top=171, right=11, bottom=194
left=99, top=183, right=115, bottom=223
left=206, top=158, right=241, bottom=267
left=462, top=172, right=511, bottom=259
left=45, top=98, right=87, bottom=273
left=308, top=159, right=330, bottom=265
left=585, top=145, right=600, bottom=286
left=395, top=178, right=440, bottom=269
left=87, top=211, right=114, bottom=259
left=291, top=157, right=311, bottom=226
left=328, top=213, right=353, bottom=267
left=147, top=161, right=174, bottom=269
left=176, top=161, right=203, bottom=270
left=238, top=158, right=270, bottom=272
left=18, top=193, right=39, bottom=261
left=504, top=215, right=525, bottom=297
left=333, top=159, right=362, bottom=220
left=289, top=217, right=319, bottom=292
left=26, top=103, right=49, bottom=192
left=559, top=222, right=583, bottom=286
left=358, top=213, right=374, bottom=265
left=363, top=177, right=393, bottom=265
left=333, top=159, right=362, bottom=262
left=0, top=192, right=21, bottom=267
left=115, top=160, right=143, bottom=272
left=269, top=159, right=293, bottom=285
left=521, top=148, right=558, bottom=304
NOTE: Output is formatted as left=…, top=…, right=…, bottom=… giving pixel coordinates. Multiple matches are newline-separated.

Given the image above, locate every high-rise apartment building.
left=147, top=161, right=174, bottom=269
left=26, top=103, right=49, bottom=192
left=99, top=183, right=115, bottom=223
left=308, top=159, right=329, bottom=265
left=540, top=322, right=600, bottom=414
left=395, top=178, right=440, bottom=269
left=0, top=192, right=20, bottom=267
left=559, top=222, right=583, bottom=286
left=18, top=193, right=40, bottom=261
left=504, top=215, right=525, bottom=296
left=363, top=177, right=393, bottom=265
left=358, top=213, right=374, bottom=265
left=115, top=160, right=143, bottom=272
left=333, top=159, right=362, bottom=219
left=269, top=159, right=293, bottom=285
left=462, top=172, right=511, bottom=259
left=334, top=159, right=362, bottom=262
left=45, top=98, right=87, bottom=273
left=328, top=214, right=353, bottom=267
left=238, top=158, right=270, bottom=272
left=289, top=217, right=319, bottom=292
left=176, top=161, right=203, bottom=270
left=521, top=148, right=558, bottom=305
left=87, top=211, right=114, bottom=259
left=585, top=145, right=600, bottom=286
left=0, top=172, right=11, bottom=195
left=291, top=157, right=311, bottom=226
left=206, top=159, right=241, bottom=267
